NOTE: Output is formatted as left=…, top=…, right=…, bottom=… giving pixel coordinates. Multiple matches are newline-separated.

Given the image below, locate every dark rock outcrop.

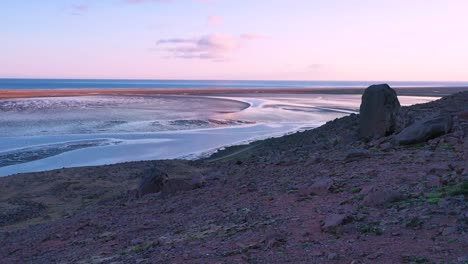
left=395, top=114, right=453, bottom=145
left=359, top=84, right=401, bottom=140
left=161, top=176, right=205, bottom=196
left=137, top=166, right=169, bottom=197
left=137, top=162, right=205, bottom=197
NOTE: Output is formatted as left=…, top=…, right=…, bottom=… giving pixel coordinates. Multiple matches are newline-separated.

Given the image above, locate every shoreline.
left=0, top=91, right=446, bottom=176
left=1, top=86, right=468, bottom=99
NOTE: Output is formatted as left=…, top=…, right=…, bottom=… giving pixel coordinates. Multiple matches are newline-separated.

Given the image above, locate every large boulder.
left=359, top=84, right=401, bottom=140
left=395, top=114, right=453, bottom=145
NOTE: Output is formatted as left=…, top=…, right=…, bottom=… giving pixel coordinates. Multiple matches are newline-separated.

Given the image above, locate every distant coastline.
left=1, top=86, right=468, bottom=99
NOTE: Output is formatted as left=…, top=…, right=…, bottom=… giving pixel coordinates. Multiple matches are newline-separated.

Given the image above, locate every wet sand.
left=1, top=86, right=468, bottom=99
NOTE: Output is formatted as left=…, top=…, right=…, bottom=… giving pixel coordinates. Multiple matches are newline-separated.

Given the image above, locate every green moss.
left=425, top=181, right=468, bottom=204
left=438, top=143, right=455, bottom=151
left=446, top=181, right=468, bottom=196
left=405, top=217, right=424, bottom=229
left=357, top=223, right=383, bottom=236
left=301, top=242, right=312, bottom=249
left=410, top=143, right=426, bottom=149
left=401, top=256, right=429, bottom=263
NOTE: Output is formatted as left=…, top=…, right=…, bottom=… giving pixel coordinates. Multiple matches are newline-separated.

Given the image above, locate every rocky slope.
left=0, top=90, right=467, bottom=264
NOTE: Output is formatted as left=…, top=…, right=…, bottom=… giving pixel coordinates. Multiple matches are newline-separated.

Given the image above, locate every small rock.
left=441, top=226, right=457, bottom=236
left=327, top=253, right=339, bottom=260
left=321, top=214, right=350, bottom=232
left=310, top=250, right=325, bottom=257
left=380, top=142, right=393, bottom=151
left=367, top=251, right=383, bottom=260
left=428, top=165, right=450, bottom=177
left=309, top=178, right=334, bottom=195
left=345, top=150, right=371, bottom=162
left=363, top=188, right=403, bottom=207
left=98, top=232, right=116, bottom=240
left=264, top=233, right=287, bottom=249
left=426, top=175, right=442, bottom=188
left=457, top=111, right=468, bottom=121
left=444, top=136, right=459, bottom=145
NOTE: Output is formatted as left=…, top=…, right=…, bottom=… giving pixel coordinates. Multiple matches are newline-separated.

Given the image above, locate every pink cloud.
left=157, top=33, right=266, bottom=61
left=207, top=15, right=223, bottom=27
left=157, top=34, right=238, bottom=60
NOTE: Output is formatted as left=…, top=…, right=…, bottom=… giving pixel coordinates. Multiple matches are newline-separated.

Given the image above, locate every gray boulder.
left=395, top=114, right=453, bottom=145
left=359, top=84, right=401, bottom=140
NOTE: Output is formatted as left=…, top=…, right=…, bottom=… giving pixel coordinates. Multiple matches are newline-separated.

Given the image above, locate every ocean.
left=1, top=79, right=468, bottom=90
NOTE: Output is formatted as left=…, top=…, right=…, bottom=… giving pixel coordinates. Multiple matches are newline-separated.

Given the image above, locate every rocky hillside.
left=0, top=88, right=467, bottom=264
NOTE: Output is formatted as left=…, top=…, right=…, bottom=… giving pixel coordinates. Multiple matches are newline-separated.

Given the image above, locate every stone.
left=359, top=84, right=401, bottom=140
left=309, top=178, right=334, bottom=195
left=345, top=150, right=371, bottom=162
left=137, top=164, right=205, bottom=197
left=298, top=179, right=334, bottom=197
left=426, top=175, right=442, bottom=188
left=428, top=165, right=450, bottom=177
left=327, top=253, right=339, bottom=260
left=161, top=176, right=205, bottom=196
left=321, top=214, right=350, bottom=232
left=362, top=188, right=403, bottom=207
left=457, top=111, right=468, bottom=121
left=137, top=166, right=169, bottom=197
left=441, top=226, right=457, bottom=236
left=395, top=114, right=453, bottom=145
left=264, top=233, right=287, bottom=249
left=380, top=142, right=393, bottom=151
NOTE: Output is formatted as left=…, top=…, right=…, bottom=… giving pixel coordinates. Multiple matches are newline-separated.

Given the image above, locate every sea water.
left=1, top=78, right=468, bottom=90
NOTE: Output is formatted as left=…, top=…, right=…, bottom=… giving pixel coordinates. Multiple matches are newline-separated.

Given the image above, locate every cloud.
left=156, top=33, right=266, bottom=61
left=207, top=15, right=223, bottom=27
left=70, top=4, right=88, bottom=15
left=157, top=34, right=238, bottom=61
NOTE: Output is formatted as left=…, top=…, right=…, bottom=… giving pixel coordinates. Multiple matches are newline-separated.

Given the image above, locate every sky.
left=1, top=0, right=468, bottom=81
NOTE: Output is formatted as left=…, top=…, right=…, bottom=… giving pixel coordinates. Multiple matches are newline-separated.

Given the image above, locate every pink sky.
left=1, top=0, right=468, bottom=81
